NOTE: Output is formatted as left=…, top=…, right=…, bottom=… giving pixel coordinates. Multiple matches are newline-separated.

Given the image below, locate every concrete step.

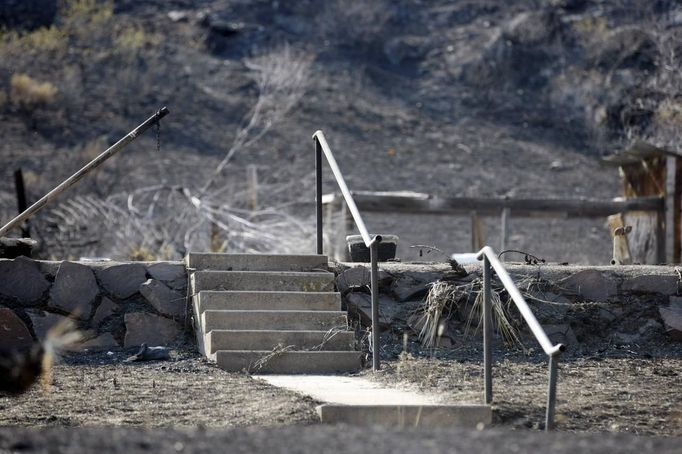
left=202, top=310, right=348, bottom=332
left=187, top=253, right=328, bottom=272
left=195, top=291, right=341, bottom=313
left=191, top=271, right=335, bottom=293
left=216, top=350, right=363, bottom=373
left=317, top=404, right=492, bottom=428
left=206, top=329, right=355, bottom=354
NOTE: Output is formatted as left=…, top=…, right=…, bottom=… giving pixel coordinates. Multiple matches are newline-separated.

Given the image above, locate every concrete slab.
left=255, top=375, right=443, bottom=406
left=192, top=271, right=335, bottom=292
left=187, top=253, right=328, bottom=272
left=256, top=375, right=491, bottom=428
left=195, top=291, right=341, bottom=312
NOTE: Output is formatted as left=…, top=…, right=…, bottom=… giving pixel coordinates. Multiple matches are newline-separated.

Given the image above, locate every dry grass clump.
left=10, top=74, right=58, bottom=110
left=415, top=279, right=524, bottom=350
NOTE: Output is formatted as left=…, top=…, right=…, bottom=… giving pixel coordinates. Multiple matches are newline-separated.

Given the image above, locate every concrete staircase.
left=187, top=253, right=362, bottom=374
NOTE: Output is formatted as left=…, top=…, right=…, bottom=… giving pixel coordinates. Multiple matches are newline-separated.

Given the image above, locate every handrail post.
left=483, top=256, right=493, bottom=404
left=370, top=240, right=380, bottom=371
left=545, top=353, right=560, bottom=431
left=315, top=138, right=323, bottom=255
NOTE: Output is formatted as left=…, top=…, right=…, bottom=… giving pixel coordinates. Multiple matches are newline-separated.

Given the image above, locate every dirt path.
left=0, top=349, right=319, bottom=427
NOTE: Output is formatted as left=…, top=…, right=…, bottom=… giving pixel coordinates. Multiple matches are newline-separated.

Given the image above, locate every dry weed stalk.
left=466, top=286, right=525, bottom=349
left=417, top=281, right=462, bottom=349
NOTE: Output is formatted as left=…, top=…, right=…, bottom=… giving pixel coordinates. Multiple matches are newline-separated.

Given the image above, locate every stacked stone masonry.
left=0, top=257, right=187, bottom=351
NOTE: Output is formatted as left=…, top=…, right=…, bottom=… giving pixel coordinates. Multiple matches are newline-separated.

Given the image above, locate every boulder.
left=79, top=333, right=119, bottom=350
left=139, top=279, right=185, bottom=319
left=542, top=323, right=578, bottom=348
left=558, top=270, right=617, bottom=302
left=92, top=297, right=117, bottom=327
left=345, top=292, right=398, bottom=329
left=384, top=36, right=428, bottom=65
left=146, top=262, right=185, bottom=283
left=28, top=310, right=66, bottom=340
left=622, top=274, right=679, bottom=296
left=124, top=312, right=181, bottom=347
left=0, top=256, right=50, bottom=305
left=659, top=305, right=682, bottom=341
left=0, top=307, right=33, bottom=350
left=49, top=261, right=99, bottom=318
left=336, top=266, right=393, bottom=294
left=390, top=271, right=441, bottom=302
left=97, top=264, right=147, bottom=299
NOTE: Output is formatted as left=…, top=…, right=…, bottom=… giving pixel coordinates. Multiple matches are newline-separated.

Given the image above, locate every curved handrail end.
left=312, top=130, right=325, bottom=140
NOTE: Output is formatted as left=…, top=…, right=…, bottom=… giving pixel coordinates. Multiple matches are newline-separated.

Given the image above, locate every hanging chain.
left=155, top=118, right=161, bottom=153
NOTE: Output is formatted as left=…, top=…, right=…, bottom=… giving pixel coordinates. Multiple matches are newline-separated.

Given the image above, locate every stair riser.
left=192, top=272, right=335, bottom=292
left=206, top=330, right=355, bottom=354
left=202, top=311, right=348, bottom=332
left=196, top=291, right=341, bottom=312
left=187, top=254, right=328, bottom=272
left=216, top=351, right=363, bottom=374
left=316, top=405, right=493, bottom=428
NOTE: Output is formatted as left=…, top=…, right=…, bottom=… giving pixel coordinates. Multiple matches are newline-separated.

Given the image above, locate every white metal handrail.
left=453, top=246, right=565, bottom=431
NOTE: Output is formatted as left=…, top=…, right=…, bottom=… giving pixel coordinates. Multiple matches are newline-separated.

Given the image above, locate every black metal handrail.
left=453, top=247, right=566, bottom=431
left=313, top=130, right=382, bottom=370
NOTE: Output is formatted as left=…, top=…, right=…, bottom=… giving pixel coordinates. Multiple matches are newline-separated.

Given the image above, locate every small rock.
left=97, top=263, right=147, bottom=299
left=49, top=261, right=99, bottom=318
left=139, top=279, right=185, bottom=319
left=28, top=310, right=66, bottom=340
left=0, top=307, right=33, bottom=350
left=542, top=324, right=578, bottom=347
left=124, top=343, right=171, bottom=362
left=79, top=333, right=119, bottom=350
left=92, top=297, right=117, bottom=327
left=336, top=266, right=393, bottom=294
left=659, top=305, right=682, bottom=341
left=345, top=293, right=398, bottom=329
left=124, top=312, right=181, bottom=347
left=167, top=10, right=188, bottom=22
left=0, top=256, right=50, bottom=305
left=558, top=270, right=617, bottom=302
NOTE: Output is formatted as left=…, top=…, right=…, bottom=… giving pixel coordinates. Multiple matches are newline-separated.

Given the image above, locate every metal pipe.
left=370, top=240, right=380, bottom=371
left=500, top=208, right=509, bottom=256
left=0, top=107, right=169, bottom=238
left=476, top=246, right=564, bottom=356
left=483, top=256, right=493, bottom=404
left=315, top=138, right=323, bottom=255
left=546, top=353, right=560, bottom=431
left=313, top=131, right=374, bottom=248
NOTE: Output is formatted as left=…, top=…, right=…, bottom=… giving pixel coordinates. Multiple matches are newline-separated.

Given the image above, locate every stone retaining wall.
left=0, top=257, right=188, bottom=351
left=333, top=262, right=682, bottom=351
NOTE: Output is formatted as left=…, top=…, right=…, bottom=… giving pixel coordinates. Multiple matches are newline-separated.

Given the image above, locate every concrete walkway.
left=255, top=374, right=492, bottom=427
left=255, top=375, right=444, bottom=406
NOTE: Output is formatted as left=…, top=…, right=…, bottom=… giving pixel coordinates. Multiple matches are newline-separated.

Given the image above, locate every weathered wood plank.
left=322, top=192, right=664, bottom=218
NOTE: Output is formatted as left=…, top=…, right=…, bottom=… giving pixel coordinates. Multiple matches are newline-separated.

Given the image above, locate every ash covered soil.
left=366, top=350, right=682, bottom=436
left=0, top=348, right=319, bottom=427
left=1, top=345, right=681, bottom=437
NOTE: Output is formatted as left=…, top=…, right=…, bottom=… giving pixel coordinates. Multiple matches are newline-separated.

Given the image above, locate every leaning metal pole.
left=370, top=240, right=380, bottom=371
left=0, top=107, right=170, bottom=238
left=483, top=256, right=493, bottom=404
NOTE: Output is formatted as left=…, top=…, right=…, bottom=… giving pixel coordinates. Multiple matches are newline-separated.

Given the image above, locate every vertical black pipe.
left=370, top=241, right=380, bottom=371
left=483, top=256, right=493, bottom=404
left=546, top=353, right=559, bottom=431
left=13, top=169, right=30, bottom=238
left=315, top=139, right=323, bottom=255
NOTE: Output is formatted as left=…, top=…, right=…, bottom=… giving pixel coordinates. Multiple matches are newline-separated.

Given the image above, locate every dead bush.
left=10, top=73, right=57, bottom=110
